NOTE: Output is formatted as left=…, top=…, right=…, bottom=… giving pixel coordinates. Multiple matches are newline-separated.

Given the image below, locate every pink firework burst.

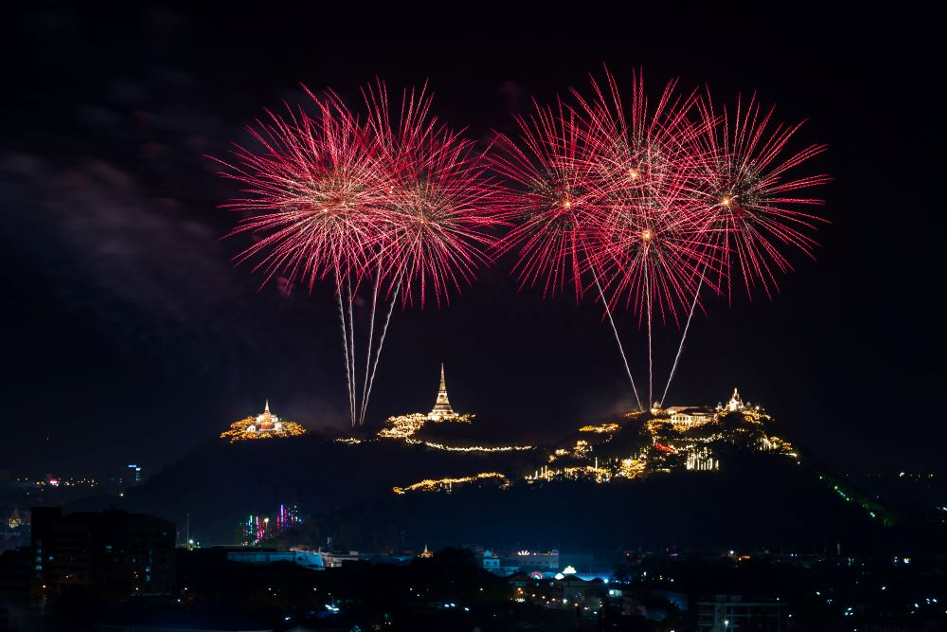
left=574, top=69, right=718, bottom=326
left=214, top=81, right=502, bottom=426
left=213, top=90, right=389, bottom=293
left=490, top=98, right=608, bottom=300
left=694, top=91, right=830, bottom=301
left=363, top=81, right=503, bottom=307
left=490, top=68, right=829, bottom=409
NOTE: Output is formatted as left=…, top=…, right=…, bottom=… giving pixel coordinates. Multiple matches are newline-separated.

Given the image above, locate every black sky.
left=1, top=4, right=943, bottom=479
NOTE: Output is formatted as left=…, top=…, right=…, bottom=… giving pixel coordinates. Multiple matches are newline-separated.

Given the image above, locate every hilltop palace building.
left=665, top=389, right=752, bottom=427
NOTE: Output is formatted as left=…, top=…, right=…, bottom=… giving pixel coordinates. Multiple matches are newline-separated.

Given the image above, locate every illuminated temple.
left=379, top=363, right=474, bottom=439
left=220, top=400, right=307, bottom=443
left=428, top=363, right=456, bottom=421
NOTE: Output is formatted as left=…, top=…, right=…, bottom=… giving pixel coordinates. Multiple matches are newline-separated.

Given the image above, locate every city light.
left=393, top=472, right=509, bottom=495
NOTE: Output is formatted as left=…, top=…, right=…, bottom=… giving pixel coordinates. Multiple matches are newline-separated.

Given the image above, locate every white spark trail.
left=645, top=263, right=653, bottom=410
left=660, top=273, right=704, bottom=407
left=335, top=272, right=356, bottom=427
left=592, top=267, right=643, bottom=412
left=358, top=268, right=381, bottom=426
left=360, top=273, right=403, bottom=425
left=346, top=274, right=358, bottom=427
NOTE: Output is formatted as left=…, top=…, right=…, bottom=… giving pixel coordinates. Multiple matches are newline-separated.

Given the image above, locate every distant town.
left=3, top=366, right=946, bottom=630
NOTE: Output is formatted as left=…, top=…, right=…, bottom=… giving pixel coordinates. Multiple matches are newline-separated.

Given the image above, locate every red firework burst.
left=363, top=81, right=503, bottom=307
left=213, top=90, right=389, bottom=293
left=490, top=98, right=608, bottom=300
left=214, top=81, right=502, bottom=426
left=694, top=91, right=830, bottom=300
left=573, top=69, right=717, bottom=326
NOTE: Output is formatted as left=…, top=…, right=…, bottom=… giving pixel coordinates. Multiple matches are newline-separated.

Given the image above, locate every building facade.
left=31, top=508, right=175, bottom=601
left=696, top=596, right=787, bottom=631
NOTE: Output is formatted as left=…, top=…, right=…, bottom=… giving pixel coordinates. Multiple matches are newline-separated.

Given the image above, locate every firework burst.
left=214, top=93, right=387, bottom=291
left=490, top=92, right=648, bottom=407
left=215, top=82, right=501, bottom=426
left=493, top=69, right=828, bottom=410
left=694, top=91, right=829, bottom=301
left=490, top=99, right=608, bottom=300
left=574, top=70, right=715, bottom=326
left=363, top=81, right=501, bottom=308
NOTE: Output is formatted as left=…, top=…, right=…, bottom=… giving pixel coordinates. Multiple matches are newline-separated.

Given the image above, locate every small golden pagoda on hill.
left=220, top=401, right=307, bottom=443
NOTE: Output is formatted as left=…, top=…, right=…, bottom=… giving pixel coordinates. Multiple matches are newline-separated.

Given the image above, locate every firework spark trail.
left=360, top=272, right=403, bottom=425
left=346, top=274, right=358, bottom=426
left=644, top=261, right=653, bottom=408
left=358, top=268, right=381, bottom=426
left=591, top=266, right=642, bottom=411
left=335, top=272, right=357, bottom=427
left=489, top=72, right=710, bottom=411
left=659, top=272, right=704, bottom=407
left=215, top=72, right=828, bottom=424
left=489, top=99, right=604, bottom=301
left=215, top=80, right=502, bottom=426
left=351, top=81, right=503, bottom=423
left=577, top=69, right=710, bottom=327
left=694, top=91, right=829, bottom=301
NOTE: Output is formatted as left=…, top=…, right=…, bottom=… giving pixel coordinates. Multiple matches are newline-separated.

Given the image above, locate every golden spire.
left=265, top=399, right=270, bottom=414
left=429, top=363, right=455, bottom=421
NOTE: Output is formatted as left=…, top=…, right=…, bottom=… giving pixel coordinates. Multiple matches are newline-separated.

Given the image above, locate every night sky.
left=2, top=5, right=942, bottom=479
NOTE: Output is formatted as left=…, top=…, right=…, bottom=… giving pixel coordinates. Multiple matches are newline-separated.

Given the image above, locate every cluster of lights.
left=758, top=434, right=795, bottom=455
left=616, top=458, right=647, bottom=479
left=818, top=475, right=893, bottom=524
left=404, top=438, right=534, bottom=453
left=26, top=477, right=99, bottom=487
left=241, top=503, right=303, bottom=545
left=685, top=446, right=719, bottom=471
left=578, top=423, right=620, bottom=434
left=378, top=412, right=475, bottom=440
left=378, top=413, right=531, bottom=453
left=563, top=465, right=611, bottom=482
left=549, top=448, right=570, bottom=461
left=535, top=397, right=794, bottom=485
left=509, top=571, right=602, bottom=615
left=393, top=472, right=509, bottom=495
left=379, top=388, right=804, bottom=495
left=528, top=464, right=613, bottom=483
left=378, top=413, right=430, bottom=439
left=547, top=440, right=595, bottom=463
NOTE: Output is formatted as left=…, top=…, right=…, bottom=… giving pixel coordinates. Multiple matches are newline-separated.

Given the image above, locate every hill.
left=73, top=398, right=921, bottom=555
